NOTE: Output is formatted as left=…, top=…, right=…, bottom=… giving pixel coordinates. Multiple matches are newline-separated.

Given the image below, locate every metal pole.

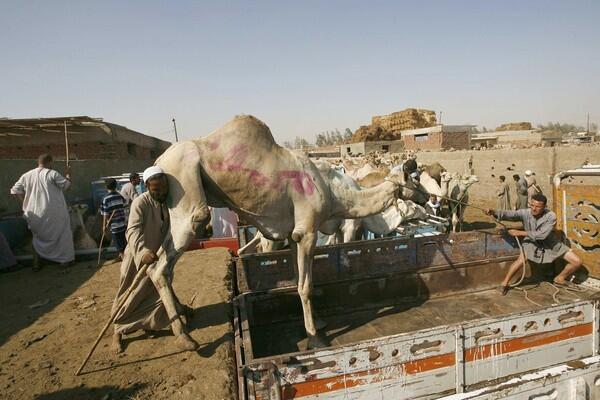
left=64, top=121, right=70, bottom=166
left=172, top=118, right=179, bottom=143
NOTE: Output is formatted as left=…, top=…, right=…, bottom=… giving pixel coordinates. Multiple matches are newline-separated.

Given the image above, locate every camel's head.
left=440, top=171, right=452, bottom=183
left=386, top=171, right=426, bottom=202
left=462, top=174, right=479, bottom=185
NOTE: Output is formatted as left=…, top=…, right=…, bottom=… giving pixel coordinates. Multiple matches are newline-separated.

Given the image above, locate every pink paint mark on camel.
left=209, top=144, right=249, bottom=172
left=207, top=144, right=315, bottom=196
left=277, top=171, right=316, bottom=196
left=207, top=138, right=220, bottom=151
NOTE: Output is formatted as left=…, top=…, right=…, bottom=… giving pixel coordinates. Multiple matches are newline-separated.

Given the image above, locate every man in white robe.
left=10, top=154, right=74, bottom=268
left=209, top=207, right=238, bottom=238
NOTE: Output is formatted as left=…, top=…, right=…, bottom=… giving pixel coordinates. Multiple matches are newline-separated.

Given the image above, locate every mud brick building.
left=0, top=116, right=170, bottom=160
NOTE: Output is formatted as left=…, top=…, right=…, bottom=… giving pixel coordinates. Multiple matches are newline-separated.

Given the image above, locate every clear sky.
left=2, top=1, right=599, bottom=143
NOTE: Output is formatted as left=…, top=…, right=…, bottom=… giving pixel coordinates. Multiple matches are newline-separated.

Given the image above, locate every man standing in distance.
left=10, top=153, right=74, bottom=270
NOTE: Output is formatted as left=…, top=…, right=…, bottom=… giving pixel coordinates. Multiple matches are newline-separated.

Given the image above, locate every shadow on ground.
left=33, top=383, right=147, bottom=400
left=0, top=260, right=101, bottom=346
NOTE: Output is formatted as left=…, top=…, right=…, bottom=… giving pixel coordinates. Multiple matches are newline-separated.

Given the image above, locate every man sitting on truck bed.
left=486, top=193, right=583, bottom=295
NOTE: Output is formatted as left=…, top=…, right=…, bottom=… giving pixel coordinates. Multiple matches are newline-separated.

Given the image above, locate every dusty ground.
left=0, top=248, right=236, bottom=400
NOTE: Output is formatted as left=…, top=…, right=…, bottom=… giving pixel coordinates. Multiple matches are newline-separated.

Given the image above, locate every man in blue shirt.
left=101, top=178, right=127, bottom=260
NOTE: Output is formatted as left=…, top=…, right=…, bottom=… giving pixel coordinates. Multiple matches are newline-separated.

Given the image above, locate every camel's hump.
left=202, top=114, right=277, bottom=147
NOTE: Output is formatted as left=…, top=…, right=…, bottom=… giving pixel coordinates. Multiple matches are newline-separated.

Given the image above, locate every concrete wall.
left=415, top=145, right=600, bottom=208
left=1, top=159, right=155, bottom=215
left=341, top=141, right=403, bottom=156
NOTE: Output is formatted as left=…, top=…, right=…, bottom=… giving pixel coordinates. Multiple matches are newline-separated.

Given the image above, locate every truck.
left=232, top=166, right=600, bottom=399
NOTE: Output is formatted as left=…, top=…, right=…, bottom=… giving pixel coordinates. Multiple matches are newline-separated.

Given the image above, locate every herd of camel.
left=147, top=115, right=479, bottom=349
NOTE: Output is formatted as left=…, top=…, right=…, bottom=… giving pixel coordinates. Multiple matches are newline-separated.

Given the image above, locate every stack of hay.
left=372, top=108, right=437, bottom=134
left=351, top=108, right=437, bottom=142
left=351, top=125, right=396, bottom=143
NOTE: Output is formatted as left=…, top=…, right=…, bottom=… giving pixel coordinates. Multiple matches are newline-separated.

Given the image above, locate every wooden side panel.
left=554, top=184, right=600, bottom=277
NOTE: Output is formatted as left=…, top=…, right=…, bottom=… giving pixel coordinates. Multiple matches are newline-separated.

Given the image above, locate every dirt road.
left=0, top=248, right=235, bottom=400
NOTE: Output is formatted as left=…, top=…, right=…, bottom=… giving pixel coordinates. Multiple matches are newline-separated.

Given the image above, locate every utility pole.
left=587, top=113, right=590, bottom=133
left=439, top=111, right=443, bottom=125
left=172, top=118, right=179, bottom=142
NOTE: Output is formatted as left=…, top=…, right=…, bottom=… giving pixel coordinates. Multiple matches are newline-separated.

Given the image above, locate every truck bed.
left=234, top=231, right=599, bottom=399
left=250, top=282, right=594, bottom=358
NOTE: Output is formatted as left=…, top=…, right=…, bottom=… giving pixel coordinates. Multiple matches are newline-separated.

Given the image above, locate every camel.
left=325, top=199, right=428, bottom=244
left=441, top=173, right=479, bottom=232
left=69, top=204, right=97, bottom=250
left=151, top=115, right=407, bottom=349
left=239, top=160, right=428, bottom=250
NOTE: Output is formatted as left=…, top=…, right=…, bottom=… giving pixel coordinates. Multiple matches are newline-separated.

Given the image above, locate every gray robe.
left=496, top=208, right=570, bottom=263
left=516, top=178, right=528, bottom=209
left=112, top=192, right=171, bottom=334
left=495, top=181, right=511, bottom=210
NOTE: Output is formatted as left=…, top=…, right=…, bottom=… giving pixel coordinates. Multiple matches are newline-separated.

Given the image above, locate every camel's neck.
left=331, top=180, right=398, bottom=218
left=440, top=180, right=450, bottom=198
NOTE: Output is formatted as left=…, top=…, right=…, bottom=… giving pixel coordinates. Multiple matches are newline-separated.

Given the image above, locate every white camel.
left=151, top=115, right=408, bottom=349
left=324, top=199, right=428, bottom=244
left=442, top=173, right=479, bottom=232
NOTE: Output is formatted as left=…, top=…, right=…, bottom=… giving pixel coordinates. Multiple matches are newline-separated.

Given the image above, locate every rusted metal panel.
left=237, top=232, right=519, bottom=294
left=554, top=183, right=600, bottom=276
left=416, top=232, right=486, bottom=267
left=442, top=355, right=600, bottom=399
left=462, top=301, right=594, bottom=388
left=241, top=301, right=598, bottom=399
left=247, top=326, right=457, bottom=399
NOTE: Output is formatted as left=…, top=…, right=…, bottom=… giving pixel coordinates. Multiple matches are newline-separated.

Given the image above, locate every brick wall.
left=441, top=131, right=470, bottom=150
left=0, top=142, right=162, bottom=160
left=403, top=132, right=443, bottom=150
left=403, top=131, right=470, bottom=151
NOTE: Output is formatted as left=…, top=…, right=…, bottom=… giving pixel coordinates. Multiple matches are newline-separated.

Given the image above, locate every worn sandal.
left=498, top=285, right=510, bottom=296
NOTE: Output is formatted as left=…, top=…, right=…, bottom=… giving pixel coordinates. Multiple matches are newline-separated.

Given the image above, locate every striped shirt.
left=101, top=191, right=127, bottom=233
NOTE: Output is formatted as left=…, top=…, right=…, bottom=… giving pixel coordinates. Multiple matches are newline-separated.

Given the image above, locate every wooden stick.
left=75, top=262, right=150, bottom=376
left=97, top=210, right=116, bottom=266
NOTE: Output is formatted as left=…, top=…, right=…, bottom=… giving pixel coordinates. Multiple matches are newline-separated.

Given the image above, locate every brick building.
left=0, top=116, right=171, bottom=160
left=401, top=125, right=473, bottom=151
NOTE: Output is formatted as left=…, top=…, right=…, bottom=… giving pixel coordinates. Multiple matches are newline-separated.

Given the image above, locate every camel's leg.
left=238, top=232, right=262, bottom=255
left=451, top=212, right=459, bottom=233
left=342, top=220, right=360, bottom=243
left=148, top=142, right=211, bottom=351
left=324, top=234, right=337, bottom=246
left=290, top=230, right=327, bottom=348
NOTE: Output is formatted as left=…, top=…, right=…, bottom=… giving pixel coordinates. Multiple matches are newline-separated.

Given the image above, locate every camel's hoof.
left=315, top=318, right=327, bottom=331
left=307, top=333, right=328, bottom=350
left=112, top=334, right=124, bottom=354
left=175, top=333, right=199, bottom=352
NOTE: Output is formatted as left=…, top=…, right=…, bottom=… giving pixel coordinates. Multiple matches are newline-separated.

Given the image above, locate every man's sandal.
left=498, top=285, right=510, bottom=296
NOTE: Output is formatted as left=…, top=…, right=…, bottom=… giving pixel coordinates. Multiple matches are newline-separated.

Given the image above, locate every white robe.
left=210, top=207, right=238, bottom=238
left=10, top=167, right=74, bottom=263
